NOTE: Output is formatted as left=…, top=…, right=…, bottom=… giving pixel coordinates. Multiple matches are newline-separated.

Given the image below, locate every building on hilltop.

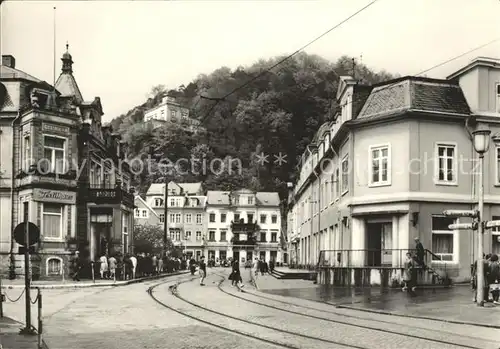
left=134, top=195, right=161, bottom=226
left=143, top=95, right=202, bottom=132
left=288, top=57, right=500, bottom=286
left=145, top=181, right=207, bottom=260
left=206, top=189, right=283, bottom=263
left=0, top=45, right=135, bottom=280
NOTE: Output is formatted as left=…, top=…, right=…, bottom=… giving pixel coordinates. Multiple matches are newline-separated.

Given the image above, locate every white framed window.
left=185, top=231, right=192, bottom=240
left=169, top=213, right=175, bottom=223
left=496, top=83, right=500, bottom=114
left=248, top=196, right=254, bottom=204
left=23, top=136, right=31, bottom=170
left=196, top=213, right=202, bottom=224
left=185, top=213, right=192, bottom=223
left=369, top=144, right=391, bottom=187
left=341, top=155, right=349, bottom=195
left=46, top=257, right=62, bottom=276
left=134, top=209, right=140, bottom=218
left=271, top=215, right=277, bottom=224
left=43, top=135, right=66, bottom=173
left=190, top=199, right=198, bottom=207
left=196, top=231, right=202, bottom=241
left=495, top=147, right=500, bottom=185
left=491, top=215, right=500, bottom=255
left=175, top=231, right=181, bottom=240
left=159, top=214, right=165, bottom=223
left=175, top=213, right=181, bottom=223
left=431, top=215, right=458, bottom=262
left=260, top=214, right=267, bottom=224
left=141, top=209, right=148, bottom=218
left=154, top=198, right=163, bottom=207
left=42, top=203, right=64, bottom=240
left=435, top=143, right=457, bottom=185
left=209, top=213, right=216, bottom=223
left=170, top=198, right=176, bottom=207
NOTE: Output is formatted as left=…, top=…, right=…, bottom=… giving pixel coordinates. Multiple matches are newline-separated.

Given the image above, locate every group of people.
left=472, top=253, right=500, bottom=304
left=253, top=257, right=275, bottom=278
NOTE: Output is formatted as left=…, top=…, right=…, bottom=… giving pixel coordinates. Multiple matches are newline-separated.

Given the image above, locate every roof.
left=146, top=182, right=203, bottom=196
left=311, top=122, right=331, bottom=144
left=447, top=56, right=500, bottom=80
left=134, top=196, right=159, bottom=218
left=55, top=72, right=83, bottom=103
left=357, top=76, right=470, bottom=120
left=206, top=191, right=280, bottom=207
left=0, top=64, right=41, bottom=82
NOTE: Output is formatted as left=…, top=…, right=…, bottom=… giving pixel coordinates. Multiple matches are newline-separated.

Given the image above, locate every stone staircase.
left=270, top=268, right=317, bottom=281
left=416, top=265, right=452, bottom=286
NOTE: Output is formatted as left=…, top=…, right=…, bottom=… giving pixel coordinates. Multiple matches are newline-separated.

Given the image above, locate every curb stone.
left=336, top=304, right=500, bottom=329
left=1, top=271, right=190, bottom=289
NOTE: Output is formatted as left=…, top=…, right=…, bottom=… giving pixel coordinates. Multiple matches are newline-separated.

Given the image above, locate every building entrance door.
left=366, top=222, right=392, bottom=266
left=91, top=223, right=111, bottom=261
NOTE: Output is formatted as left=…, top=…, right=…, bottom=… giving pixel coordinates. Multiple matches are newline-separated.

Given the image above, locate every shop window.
left=431, top=216, right=456, bottom=261
left=42, top=203, right=63, bottom=239
left=46, top=257, right=62, bottom=275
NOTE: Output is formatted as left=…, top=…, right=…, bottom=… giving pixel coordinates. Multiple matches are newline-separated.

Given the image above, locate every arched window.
left=46, top=257, right=62, bottom=276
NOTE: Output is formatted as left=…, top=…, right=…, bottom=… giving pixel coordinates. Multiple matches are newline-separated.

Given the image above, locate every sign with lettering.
left=32, top=188, right=76, bottom=204
left=42, top=123, right=70, bottom=134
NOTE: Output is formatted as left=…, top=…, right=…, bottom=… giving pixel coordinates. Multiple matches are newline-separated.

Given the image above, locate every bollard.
left=91, top=262, right=95, bottom=283
left=37, top=288, right=43, bottom=349
left=61, top=260, right=65, bottom=282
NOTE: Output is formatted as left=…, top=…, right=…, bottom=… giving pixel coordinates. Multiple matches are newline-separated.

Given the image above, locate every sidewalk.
left=254, top=273, right=500, bottom=328
left=1, top=271, right=189, bottom=289
left=0, top=316, right=46, bottom=349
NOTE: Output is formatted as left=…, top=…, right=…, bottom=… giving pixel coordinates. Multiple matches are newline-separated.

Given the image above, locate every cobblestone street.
left=3, top=270, right=500, bottom=349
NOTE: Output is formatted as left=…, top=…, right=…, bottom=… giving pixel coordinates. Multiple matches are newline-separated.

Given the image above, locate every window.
left=155, top=198, right=163, bottom=207
left=196, top=213, right=202, bottom=224
left=341, top=155, right=349, bottom=194
left=335, top=168, right=340, bottom=199
left=209, top=231, right=215, bottom=241
left=185, top=231, right=192, bottom=240
left=248, top=196, right=254, bottom=204
left=431, top=216, right=456, bottom=261
left=260, top=215, right=267, bottom=224
left=185, top=213, right=192, bottom=223
left=47, top=258, right=62, bottom=275
left=271, top=232, right=277, bottom=242
left=175, top=231, right=181, bottom=241
left=175, top=213, right=181, bottom=223
left=23, top=136, right=31, bottom=170
left=169, top=214, right=175, bottom=223
left=234, top=197, right=239, bottom=205
left=169, top=230, right=175, bottom=240
left=160, top=214, right=165, bottom=223
left=492, top=215, right=500, bottom=255
left=190, top=199, right=198, bottom=207
left=234, top=213, right=240, bottom=222
left=209, top=213, right=216, bottom=223
left=369, top=144, right=390, bottom=186
left=42, top=203, right=63, bottom=239
left=220, top=231, right=227, bottom=241
left=160, top=110, right=165, bottom=119
left=260, top=232, right=267, bottom=242
left=43, top=136, right=65, bottom=173
left=496, top=83, right=500, bottom=113
left=171, top=110, right=177, bottom=120
left=196, top=231, right=202, bottom=241
left=435, top=143, right=457, bottom=185
left=134, top=209, right=140, bottom=218
left=271, top=215, right=277, bottom=224
left=23, top=202, right=29, bottom=223
left=495, top=148, right=500, bottom=185
left=221, top=213, right=226, bottom=223
left=170, top=198, right=176, bottom=207
left=247, top=214, right=254, bottom=223
left=141, top=210, right=147, bottom=218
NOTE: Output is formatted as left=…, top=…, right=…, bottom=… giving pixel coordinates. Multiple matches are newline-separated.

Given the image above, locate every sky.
left=1, top=0, right=500, bottom=122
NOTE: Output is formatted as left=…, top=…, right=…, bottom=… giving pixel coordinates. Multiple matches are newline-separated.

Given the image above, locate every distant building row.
left=134, top=182, right=284, bottom=263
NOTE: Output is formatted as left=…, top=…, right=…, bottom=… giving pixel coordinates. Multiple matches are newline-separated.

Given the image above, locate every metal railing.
left=318, top=249, right=418, bottom=268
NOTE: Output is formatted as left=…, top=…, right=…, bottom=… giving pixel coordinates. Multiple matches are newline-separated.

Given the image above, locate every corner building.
left=289, top=57, right=500, bottom=286
left=0, top=48, right=134, bottom=279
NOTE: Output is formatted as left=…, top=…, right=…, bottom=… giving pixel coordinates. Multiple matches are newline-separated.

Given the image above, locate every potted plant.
left=66, top=235, right=78, bottom=250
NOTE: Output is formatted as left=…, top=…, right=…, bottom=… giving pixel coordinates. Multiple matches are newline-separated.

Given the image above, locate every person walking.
left=199, top=256, right=207, bottom=286
left=99, top=254, right=108, bottom=279
left=71, top=251, right=81, bottom=282
left=402, top=252, right=416, bottom=296
left=253, top=258, right=259, bottom=280
left=130, top=254, right=137, bottom=279
left=487, top=254, right=499, bottom=304
left=108, top=255, right=117, bottom=280
left=472, top=253, right=489, bottom=303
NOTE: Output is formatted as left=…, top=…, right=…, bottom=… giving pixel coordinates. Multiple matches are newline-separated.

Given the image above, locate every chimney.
left=2, top=55, right=15, bottom=69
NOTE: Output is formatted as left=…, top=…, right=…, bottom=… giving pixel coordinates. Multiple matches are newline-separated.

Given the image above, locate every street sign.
left=449, top=223, right=476, bottom=230
left=13, top=222, right=40, bottom=246
left=17, top=246, right=36, bottom=255
left=485, top=220, right=500, bottom=229
left=442, top=210, right=478, bottom=218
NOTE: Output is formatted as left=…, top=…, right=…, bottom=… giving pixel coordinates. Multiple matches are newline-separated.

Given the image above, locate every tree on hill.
left=110, top=53, right=398, bottom=199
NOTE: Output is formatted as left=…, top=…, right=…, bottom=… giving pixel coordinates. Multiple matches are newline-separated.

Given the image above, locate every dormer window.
left=190, top=199, right=198, bottom=207
left=154, top=198, right=163, bottom=207
left=247, top=196, right=253, bottom=205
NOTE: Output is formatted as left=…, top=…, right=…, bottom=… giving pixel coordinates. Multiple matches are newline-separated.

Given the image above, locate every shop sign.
left=32, top=189, right=76, bottom=204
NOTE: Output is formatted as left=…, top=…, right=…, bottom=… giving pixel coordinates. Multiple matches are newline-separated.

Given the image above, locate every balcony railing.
left=87, top=185, right=134, bottom=207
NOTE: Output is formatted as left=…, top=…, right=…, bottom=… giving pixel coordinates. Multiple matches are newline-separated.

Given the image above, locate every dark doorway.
left=366, top=223, right=382, bottom=266
left=233, top=251, right=240, bottom=262
left=247, top=252, right=253, bottom=262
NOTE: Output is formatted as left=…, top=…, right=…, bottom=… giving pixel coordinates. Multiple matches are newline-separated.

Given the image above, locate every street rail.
left=147, top=276, right=365, bottom=349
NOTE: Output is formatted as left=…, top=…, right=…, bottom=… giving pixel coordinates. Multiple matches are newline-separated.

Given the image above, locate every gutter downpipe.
left=9, top=110, right=22, bottom=278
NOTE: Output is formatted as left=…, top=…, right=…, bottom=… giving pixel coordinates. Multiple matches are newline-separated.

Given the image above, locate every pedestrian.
left=231, top=259, right=244, bottom=290
left=269, top=259, right=275, bottom=273
left=488, top=254, right=500, bottom=304
left=130, top=254, right=137, bottom=279
left=108, top=255, right=117, bottom=280
left=414, top=237, right=425, bottom=269
left=99, top=253, right=108, bottom=279
left=71, top=251, right=81, bottom=281
left=253, top=258, right=259, bottom=280
left=189, top=257, right=196, bottom=275
left=472, top=253, right=489, bottom=303
left=259, top=258, right=266, bottom=276
left=199, top=256, right=207, bottom=286
left=402, top=252, right=416, bottom=296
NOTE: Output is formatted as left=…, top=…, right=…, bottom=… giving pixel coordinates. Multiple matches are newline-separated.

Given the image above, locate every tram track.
left=213, top=271, right=497, bottom=349
left=147, top=275, right=367, bottom=349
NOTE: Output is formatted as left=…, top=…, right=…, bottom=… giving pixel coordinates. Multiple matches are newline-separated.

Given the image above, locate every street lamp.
left=472, top=128, right=491, bottom=307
